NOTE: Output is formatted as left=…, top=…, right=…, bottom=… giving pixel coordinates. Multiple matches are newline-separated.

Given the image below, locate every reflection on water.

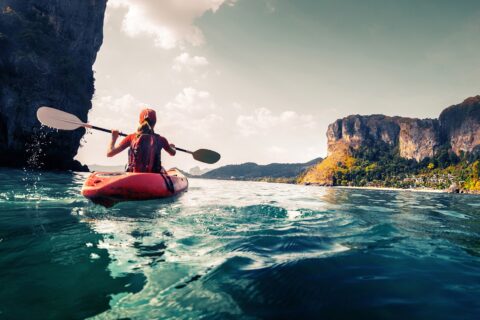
left=0, top=168, right=480, bottom=319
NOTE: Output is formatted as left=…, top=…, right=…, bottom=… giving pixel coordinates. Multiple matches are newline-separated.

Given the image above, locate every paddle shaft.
left=175, top=147, right=192, bottom=154
left=90, top=124, right=193, bottom=153
left=90, top=125, right=127, bottom=137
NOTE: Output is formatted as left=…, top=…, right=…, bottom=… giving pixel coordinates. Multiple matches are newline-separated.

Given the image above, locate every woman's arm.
left=107, top=130, right=130, bottom=157
left=162, top=137, right=176, bottom=156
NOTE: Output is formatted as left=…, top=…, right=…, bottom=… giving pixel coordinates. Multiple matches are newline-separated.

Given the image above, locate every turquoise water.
left=1, top=168, right=480, bottom=319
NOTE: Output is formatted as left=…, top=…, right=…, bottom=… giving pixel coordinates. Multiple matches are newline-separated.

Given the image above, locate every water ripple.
left=1, top=171, right=480, bottom=319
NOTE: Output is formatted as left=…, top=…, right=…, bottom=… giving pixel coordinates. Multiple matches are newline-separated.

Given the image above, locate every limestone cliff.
left=398, top=119, right=440, bottom=161
left=327, top=115, right=400, bottom=153
left=0, top=0, right=106, bottom=170
left=439, top=96, right=480, bottom=156
left=300, top=96, right=480, bottom=186
left=326, top=115, right=441, bottom=161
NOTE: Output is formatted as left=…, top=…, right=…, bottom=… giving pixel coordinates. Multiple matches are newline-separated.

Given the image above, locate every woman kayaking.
left=107, top=108, right=176, bottom=173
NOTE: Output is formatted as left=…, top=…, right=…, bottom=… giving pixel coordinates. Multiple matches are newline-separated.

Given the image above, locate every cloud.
left=165, top=87, right=214, bottom=114
left=109, top=0, right=236, bottom=49
left=87, top=89, right=223, bottom=151
left=161, top=87, right=223, bottom=138
left=89, top=94, right=145, bottom=132
left=236, top=107, right=317, bottom=136
left=172, top=52, right=209, bottom=72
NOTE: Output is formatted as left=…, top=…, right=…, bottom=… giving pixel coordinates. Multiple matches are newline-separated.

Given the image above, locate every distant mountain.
left=189, top=166, right=212, bottom=176
left=201, top=158, right=322, bottom=182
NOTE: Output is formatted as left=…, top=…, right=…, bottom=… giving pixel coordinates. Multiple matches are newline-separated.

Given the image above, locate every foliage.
left=298, top=142, right=353, bottom=185
left=463, top=160, right=480, bottom=191
left=326, top=142, right=480, bottom=192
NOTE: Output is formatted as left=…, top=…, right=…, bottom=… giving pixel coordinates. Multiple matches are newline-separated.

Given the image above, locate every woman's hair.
left=137, top=118, right=154, bottom=135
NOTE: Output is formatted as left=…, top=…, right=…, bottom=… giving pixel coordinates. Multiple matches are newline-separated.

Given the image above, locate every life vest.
left=127, top=134, right=165, bottom=173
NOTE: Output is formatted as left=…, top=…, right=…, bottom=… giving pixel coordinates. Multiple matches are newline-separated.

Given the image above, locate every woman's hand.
left=111, top=130, right=119, bottom=141
left=107, top=130, right=120, bottom=157
left=168, top=143, right=176, bottom=156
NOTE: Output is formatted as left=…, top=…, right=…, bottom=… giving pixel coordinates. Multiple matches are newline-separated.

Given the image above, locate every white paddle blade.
left=37, top=107, right=87, bottom=130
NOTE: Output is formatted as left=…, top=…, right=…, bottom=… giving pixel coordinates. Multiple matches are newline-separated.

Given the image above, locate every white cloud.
left=172, top=52, right=209, bottom=72
left=94, top=94, right=139, bottom=113
left=89, top=94, right=145, bottom=133
left=88, top=90, right=222, bottom=147
left=236, top=107, right=317, bottom=136
left=161, top=87, right=222, bottom=138
left=109, top=0, right=236, bottom=49
left=165, top=87, right=214, bottom=114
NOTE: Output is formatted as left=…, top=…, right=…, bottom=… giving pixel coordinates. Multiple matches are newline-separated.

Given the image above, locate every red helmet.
left=139, top=108, right=157, bottom=126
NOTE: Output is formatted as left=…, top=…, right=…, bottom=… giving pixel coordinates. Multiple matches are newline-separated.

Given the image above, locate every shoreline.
left=175, top=176, right=480, bottom=195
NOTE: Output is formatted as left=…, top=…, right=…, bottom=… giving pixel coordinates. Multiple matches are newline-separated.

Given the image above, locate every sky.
left=76, top=0, right=480, bottom=171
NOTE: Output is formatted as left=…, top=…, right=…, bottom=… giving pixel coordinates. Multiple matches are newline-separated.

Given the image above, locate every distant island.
left=201, top=158, right=322, bottom=183
left=188, top=166, right=212, bottom=176
left=299, top=96, right=480, bottom=194
left=204, top=96, right=480, bottom=194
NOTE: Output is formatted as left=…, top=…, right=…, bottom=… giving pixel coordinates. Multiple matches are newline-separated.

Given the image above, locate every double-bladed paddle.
left=36, top=106, right=221, bottom=164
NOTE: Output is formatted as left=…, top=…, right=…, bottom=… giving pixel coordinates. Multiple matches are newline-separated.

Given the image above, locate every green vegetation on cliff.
left=298, top=142, right=354, bottom=186
left=326, top=143, right=480, bottom=192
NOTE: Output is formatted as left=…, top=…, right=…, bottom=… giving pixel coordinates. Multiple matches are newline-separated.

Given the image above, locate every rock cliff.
left=398, top=118, right=440, bottom=161
left=300, top=96, right=480, bottom=185
left=0, top=0, right=106, bottom=170
left=326, top=115, right=441, bottom=161
left=439, top=96, right=480, bottom=156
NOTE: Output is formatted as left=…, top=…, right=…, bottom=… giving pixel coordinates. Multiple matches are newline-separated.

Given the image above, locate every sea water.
left=0, top=168, right=479, bottom=319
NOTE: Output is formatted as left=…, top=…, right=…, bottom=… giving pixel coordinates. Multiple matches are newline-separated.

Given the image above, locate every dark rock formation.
left=0, top=0, right=107, bottom=171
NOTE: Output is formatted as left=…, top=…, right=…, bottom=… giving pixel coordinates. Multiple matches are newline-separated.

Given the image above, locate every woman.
left=107, top=108, right=176, bottom=173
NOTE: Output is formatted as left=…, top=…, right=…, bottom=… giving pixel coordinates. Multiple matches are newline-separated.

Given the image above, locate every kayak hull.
left=81, top=168, right=188, bottom=206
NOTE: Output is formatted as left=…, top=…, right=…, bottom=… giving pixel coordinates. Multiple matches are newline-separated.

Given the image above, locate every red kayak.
left=81, top=168, right=188, bottom=207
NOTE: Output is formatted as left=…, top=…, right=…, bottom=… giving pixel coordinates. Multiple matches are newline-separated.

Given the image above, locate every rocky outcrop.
left=439, top=96, right=480, bottom=156
left=398, top=118, right=441, bottom=161
left=325, top=96, right=480, bottom=161
left=0, top=0, right=107, bottom=170
left=301, top=96, right=480, bottom=185
left=327, top=115, right=401, bottom=155
left=326, top=115, right=441, bottom=161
